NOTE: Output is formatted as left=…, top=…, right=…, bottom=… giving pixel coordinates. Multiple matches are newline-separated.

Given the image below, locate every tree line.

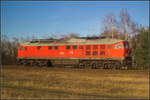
left=1, top=9, right=149, bottom=69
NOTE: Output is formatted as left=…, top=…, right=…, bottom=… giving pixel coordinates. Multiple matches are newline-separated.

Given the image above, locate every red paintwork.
left=17, top=41, right=130, bottom=59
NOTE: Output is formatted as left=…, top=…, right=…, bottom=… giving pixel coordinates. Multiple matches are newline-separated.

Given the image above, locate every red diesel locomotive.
left=17, top=37, right=132, bottom=69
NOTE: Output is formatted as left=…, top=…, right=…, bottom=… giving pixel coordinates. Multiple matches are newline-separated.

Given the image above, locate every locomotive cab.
left=113, top=41, right=132, bottom=69
left=113, top=41, right=131, bottom=58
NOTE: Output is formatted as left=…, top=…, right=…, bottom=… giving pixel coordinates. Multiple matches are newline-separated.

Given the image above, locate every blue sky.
left=1, top=1, right=149, bottom=38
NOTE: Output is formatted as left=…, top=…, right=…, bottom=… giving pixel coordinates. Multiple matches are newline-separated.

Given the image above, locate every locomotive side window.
left=107, top=45, right=112, bottom=49
left=93, top=45, right=98, bottom=49
left=48, top=46, right=52, bottom=50
left=66, top=46, right=71, bottom=49
left=19, top=46, right=28, bottom=50
left=73, top=46, right=77, bottom=49
left=86, top=45, right=91, bottom=50
left=100, top=51, right=105, bottom=55
left=25, top=47, right=27, bottom=50
left=93, top=51, right=98, bottom=55
left=100, top=45, right=105, bottom=49
left=54, top=46, right=58, bottom=49
left=86, top=51, right=91, bottom=56
left=79, top=45, right=83, bottom=49
left=37, top=46, right=41, bottom=50
left=20, top=47, right=24, bottom=50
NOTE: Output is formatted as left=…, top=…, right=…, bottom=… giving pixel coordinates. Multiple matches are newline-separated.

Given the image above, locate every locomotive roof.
left=21, top=37, right=124, bottom=46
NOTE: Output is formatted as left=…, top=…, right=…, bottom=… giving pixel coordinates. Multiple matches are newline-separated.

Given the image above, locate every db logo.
left=70, top=51, right=74, bottom=54
left=59, top=52, right=65, bottom=55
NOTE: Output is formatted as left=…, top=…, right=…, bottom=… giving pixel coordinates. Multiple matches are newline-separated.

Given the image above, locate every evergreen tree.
left=131, top=27, right=149, bottom=69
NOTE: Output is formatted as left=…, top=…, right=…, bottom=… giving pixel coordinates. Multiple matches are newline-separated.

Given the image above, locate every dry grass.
left=1, top=65, right=149, bottom=99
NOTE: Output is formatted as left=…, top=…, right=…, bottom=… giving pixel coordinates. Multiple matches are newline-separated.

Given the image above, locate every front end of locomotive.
left=122, top=41, right=132, bottom=69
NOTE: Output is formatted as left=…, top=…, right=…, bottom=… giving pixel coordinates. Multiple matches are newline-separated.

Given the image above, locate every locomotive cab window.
left=100, top=51, right=105, bottom=55
left=114, top=44, right=122, bottom=49
left=86, top=51, right=91, bottom=56
left=100, top=45, right=105, bottom=49
left=48, top=46, right=52, bottom=50
left=107, top=45, right=112, bottom=49
left=37, top=46, right=42, bottom=50
left=93, top=51, right=98, bottom=55
left=66, top=46, right=71, bottom=49
left=25, top=47, right=28, bottom=50
left=54, top=46, right=58, bottom=49
left=93, top=45, right=98, bottom=49
left=79, top=45, right=83, bottom=49
left=73, top=46, right=77, bottom=49
left=19, top=47, right=24, bottom=50
left=86, top=45, right=91, bottom=50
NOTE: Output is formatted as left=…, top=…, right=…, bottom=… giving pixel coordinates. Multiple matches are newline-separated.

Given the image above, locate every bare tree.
left=102, top=13, right=119, bottom=38
left=63, top=32, right=79, bottom=39
left=1, top=34, right=21, bottom=65
left=101, top=9, right=138, bottom=40
left=119, top=8, right=138, bottom=40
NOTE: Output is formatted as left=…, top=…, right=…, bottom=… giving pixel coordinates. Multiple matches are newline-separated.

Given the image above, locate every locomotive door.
left=99, top=44, right=106, bottom=58
left=85, top=45, right=91, bottom=57
left=92, top=45, right=98, bottom=57
left=107, top=44, right=112, bottom=58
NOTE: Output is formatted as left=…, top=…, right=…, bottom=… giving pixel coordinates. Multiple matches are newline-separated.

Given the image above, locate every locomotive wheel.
left=33, top=60, right=39, bottom=67
left=22, top=60, right=28, bottom=66
left=92, top=63, right=97, bottom=69
left=85, top=63, right=91, bottom=69
left=36, top=60, right=43, bottom=67
left=72, top=64, right=78, bottom=68
left=104, top=63, right=109, bottom=69
left=31, top=60, right=36, bottom=66
left=38, top=63, right=43, bottom=67
left=79, top=63, right=85, bottom=69
left=108, top=64, right=112, bottom=69
left=111, top=63, right=116, bottom=69
left=47, top=60, right=53, bottom=67
left=108, top=62, right=114, bottom=69
left=28, top=60, right=33, bottom=66
left=43, top=61, right=48, bottom=67
left=97, top=63, right=103, bottom=69
left=114, top=61, right=121, bottom=69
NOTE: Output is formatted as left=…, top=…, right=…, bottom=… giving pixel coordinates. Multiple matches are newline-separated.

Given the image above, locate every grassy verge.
left=1, top=65, right=149, bottom=99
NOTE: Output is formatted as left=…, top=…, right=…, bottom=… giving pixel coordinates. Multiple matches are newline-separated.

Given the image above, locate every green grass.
left=1, top=65, right=149, bottom=99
